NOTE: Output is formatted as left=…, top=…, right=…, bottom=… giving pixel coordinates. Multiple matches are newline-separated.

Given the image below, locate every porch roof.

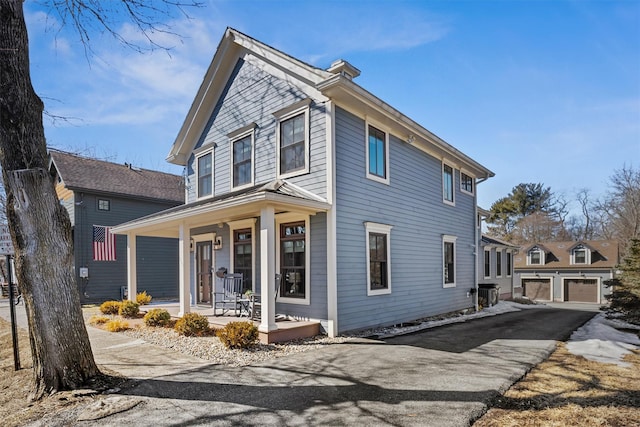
left=111, top=180, right=330, bottom=238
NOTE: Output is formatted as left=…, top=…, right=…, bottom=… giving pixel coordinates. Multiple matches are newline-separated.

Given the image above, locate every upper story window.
left=460, top=172, right=474, bottom=195
left=443, top=163, right=455, bottom=205
left=275, top=99, right=311, bottom=179
left=366, top=124, right=389, bottom=184
left=232, top=134, right=253, bottom=188
left=97, top=199, right=110, bottom=211
left=572, top=245, right=589, bottom=264
left=443, top=235, right=457, bottom=287
left=196, top=151, right=212, bottom=198
left=528, top=246, right=544, bottom=265
left=365, top=222, right=392, bottom=296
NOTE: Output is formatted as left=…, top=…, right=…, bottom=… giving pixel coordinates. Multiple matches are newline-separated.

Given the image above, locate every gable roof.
left=49, top=150, right=184, bottom=204
left=166, top=27, right=494, bottom=180
left=514, top=240, right=619, bottom=270
left=481, top=234, right=519, bottom=249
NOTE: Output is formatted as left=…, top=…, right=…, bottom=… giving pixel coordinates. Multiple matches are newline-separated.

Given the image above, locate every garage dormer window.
left=572, top=245, right=589, bottom=264
left=528, top=246, right=544, bottom=265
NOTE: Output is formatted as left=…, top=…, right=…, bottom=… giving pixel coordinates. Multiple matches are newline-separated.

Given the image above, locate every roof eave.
left=317, top=75, right=495, bottom=180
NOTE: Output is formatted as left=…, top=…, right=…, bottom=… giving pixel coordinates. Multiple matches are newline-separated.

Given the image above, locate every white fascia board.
left=112, top=192, right=330, bottom=235
left=317, top=76, right=494, bottom=179
left=231, top=30, right=332, bottom=86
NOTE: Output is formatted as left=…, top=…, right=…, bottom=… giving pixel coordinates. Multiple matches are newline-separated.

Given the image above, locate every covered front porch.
left=144, top=301, right=320, bottom=343
left=112, top=180, right=332, bottom=341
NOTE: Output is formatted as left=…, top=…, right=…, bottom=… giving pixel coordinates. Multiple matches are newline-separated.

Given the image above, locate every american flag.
left=93, top=225, right=116, bottom=261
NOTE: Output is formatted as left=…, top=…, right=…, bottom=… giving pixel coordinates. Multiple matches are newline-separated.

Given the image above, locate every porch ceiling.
left=111, top=189, right=330, bottom=238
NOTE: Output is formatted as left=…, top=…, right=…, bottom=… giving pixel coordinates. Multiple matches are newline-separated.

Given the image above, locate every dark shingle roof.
left=49, top=150, right=184, bottom=204
left=513, top=240, right=619, bottom=270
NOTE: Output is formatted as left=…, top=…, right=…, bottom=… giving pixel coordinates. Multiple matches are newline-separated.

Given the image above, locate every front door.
left=196, top=241, right=213, bottom=304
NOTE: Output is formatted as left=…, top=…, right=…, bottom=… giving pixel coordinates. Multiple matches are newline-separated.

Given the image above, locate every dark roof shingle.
left=50, top=150, right=184, bottom=203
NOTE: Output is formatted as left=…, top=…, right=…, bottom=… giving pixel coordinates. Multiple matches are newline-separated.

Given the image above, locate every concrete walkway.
left=0, top=299, right=597, bottom=426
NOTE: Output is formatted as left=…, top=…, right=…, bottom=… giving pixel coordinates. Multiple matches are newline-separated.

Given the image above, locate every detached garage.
left=522, top=278, right=551, bottom=301
left=564, top=278, right=598, bottom=303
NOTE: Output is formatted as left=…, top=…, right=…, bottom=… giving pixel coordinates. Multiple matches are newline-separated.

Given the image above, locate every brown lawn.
left=474, top=342, right=640, bottom=427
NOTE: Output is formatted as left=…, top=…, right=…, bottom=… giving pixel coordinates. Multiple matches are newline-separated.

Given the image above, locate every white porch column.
left=126, top=233, right=137, bottom=301
left=178, top=222, right=191, bottom=317
left=259, top=206, right=277, bottom=333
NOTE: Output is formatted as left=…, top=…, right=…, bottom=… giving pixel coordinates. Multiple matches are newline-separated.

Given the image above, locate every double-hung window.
left=443, top=235, right=457, bottom=287
left=506, top=251, right=512, bottom=277
left=275, top=99, right=310, bottom=178
left=232, top=134, right=252, bottom=188
left=365, top=222, right=392, bottom=295
left=366, top=124, right=389, bottom=184
left=196, top=152, right=212, bottom=198
left=443, top=163, right=454, bottom=205
left=496, top=249, right=503, bottom=277
left=572, top=245, right=588, bottom=264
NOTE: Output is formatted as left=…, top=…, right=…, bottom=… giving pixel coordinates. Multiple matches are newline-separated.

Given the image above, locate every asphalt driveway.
left=49, top=306, right=597, bottom=427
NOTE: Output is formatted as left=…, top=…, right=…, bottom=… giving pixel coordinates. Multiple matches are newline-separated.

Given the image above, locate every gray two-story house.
left=113, top=28, right=494, bottom=339
left=50, top=150, right=184, bottom=302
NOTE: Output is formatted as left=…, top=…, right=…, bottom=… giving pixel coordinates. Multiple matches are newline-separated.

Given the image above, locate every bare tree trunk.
left=0, top=0, right=99, bottom=398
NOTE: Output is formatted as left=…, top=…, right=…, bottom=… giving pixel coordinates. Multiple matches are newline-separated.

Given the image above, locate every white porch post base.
left=259, top=206, right=277, bottom=333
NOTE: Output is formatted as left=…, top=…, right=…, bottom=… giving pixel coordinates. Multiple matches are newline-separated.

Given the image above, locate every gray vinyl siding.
left=185, top=58, right=327, bottom=203
left=479, top=247, right=515, bottom=298
left=73, top=192, right=179, bottom=303
left=192, top=215, right=327, bottom=321
left=335, top=107, right=477, bottom=333
left=275, top=213, right=328, bottom=321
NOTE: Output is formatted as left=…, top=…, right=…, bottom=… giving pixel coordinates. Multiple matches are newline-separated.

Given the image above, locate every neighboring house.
left=113, top=28, right=494, bottom=338
left=513, top=240, right=619, bottom=304
left=49, top=150, right=184, bottom=303
left=479, top=234, right=518, bottom=299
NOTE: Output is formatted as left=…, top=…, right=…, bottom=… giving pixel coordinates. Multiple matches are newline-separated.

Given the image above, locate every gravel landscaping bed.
left=122, top=326, right=351, bottom=367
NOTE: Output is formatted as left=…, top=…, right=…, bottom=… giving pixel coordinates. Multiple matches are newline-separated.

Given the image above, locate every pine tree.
left=605, top=238, right=640, bottom=324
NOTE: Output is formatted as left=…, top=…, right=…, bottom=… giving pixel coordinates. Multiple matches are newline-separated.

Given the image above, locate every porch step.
left=259, top=321, right=320, bottom=344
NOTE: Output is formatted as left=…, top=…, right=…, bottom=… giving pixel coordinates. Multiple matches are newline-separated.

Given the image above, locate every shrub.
left=88, top=315, right=110, bottom=325
left=105, top=319, right=129, bottom=332
left=174, top=313, right=209, bottom=336
left=136, top=291, right=152, bottom=305
left=99, top=300, right=121, bottom=315
left=143, top=308, right=172, bottom=327
left=216, top=321, right=259, bottom=349
left=119, top=300, right=140, bottom=318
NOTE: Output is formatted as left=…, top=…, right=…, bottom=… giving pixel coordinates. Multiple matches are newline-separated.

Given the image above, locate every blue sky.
left=25, top=0, right=639, bottom=215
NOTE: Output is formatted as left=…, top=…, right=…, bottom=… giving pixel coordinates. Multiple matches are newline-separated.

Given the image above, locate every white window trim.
left=496, top=249, right=503, bottom=278
left=443, top=234, right=457, bottom=288
left=365, top=121, right=390, bottom=185
left=229, top=127, right=255, bottom=191
left=460, top=170, right=475, bottom=196
left=442, top=162, right=455, bottom=206
left=484, top=249, right=491, bottom=279
left=527, top=248, right=545, bottom=266
left=228, top=218, right=256, bottom=293
left=274, top=100, right=311, bottom=179
left=191, top=232, right=216, bottom=303
left=365, top=222, right=393, bottom=296
left=195, top=150, right=213, bottom=200
left=506, top=251, right=513, bottom=277
left=571, top=248, right=590, bottom=265
left=275, top=213, right=310, bottom=305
